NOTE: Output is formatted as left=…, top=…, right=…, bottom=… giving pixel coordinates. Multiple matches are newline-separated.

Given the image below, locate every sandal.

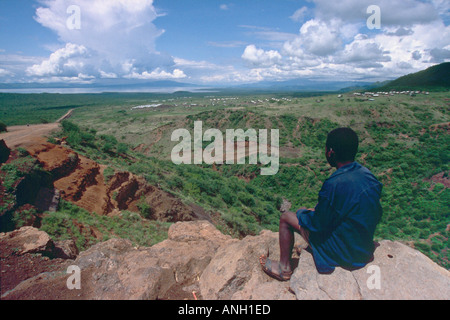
left=260, top=255, right=293, bottom=282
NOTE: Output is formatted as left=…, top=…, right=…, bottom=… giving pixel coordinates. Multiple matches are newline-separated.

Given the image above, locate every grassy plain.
left=1, top=90, right=449, bottom=268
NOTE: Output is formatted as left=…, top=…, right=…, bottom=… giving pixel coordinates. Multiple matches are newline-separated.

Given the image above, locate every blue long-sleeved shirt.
left=297, top=162, right=383, bottom=273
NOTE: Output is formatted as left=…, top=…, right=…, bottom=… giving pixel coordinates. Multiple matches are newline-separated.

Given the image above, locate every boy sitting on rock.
left=261, top=128, right=383, bottom=280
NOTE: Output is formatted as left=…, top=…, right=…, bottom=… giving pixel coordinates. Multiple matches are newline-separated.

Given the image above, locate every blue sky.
left=0, top=0, right=449, bottom=86
left=154, top=1, right=303, bottom=61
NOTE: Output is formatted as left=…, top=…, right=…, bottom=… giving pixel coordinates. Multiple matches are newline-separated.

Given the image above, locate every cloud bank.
left=26, top=0, right=185, bottom=83
left=240, top=0, right=450, bottom=83
left=1, top=0, right=449, bottom=85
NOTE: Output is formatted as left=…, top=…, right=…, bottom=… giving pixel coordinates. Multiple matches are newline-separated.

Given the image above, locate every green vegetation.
left=0, top=92, right=199, bottom=126
left=40, top=200, right=170, bottom=251
left=0, top=149, right=170, bottom=249
left=1, top=89, right=449, bottom=268
left=0, top=155, right=40, bottom=193
left=103, top=166, right=115, bottom=183
left=54, top=119, right=284, bottom=237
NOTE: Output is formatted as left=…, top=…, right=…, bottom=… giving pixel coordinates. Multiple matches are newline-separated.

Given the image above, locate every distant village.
left=347, top=90, right=430, bottom=101
left=130, top=89, right=432, bottom=111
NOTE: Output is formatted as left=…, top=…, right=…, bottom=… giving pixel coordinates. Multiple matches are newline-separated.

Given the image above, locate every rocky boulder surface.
left=1, top=221, right=449, bottom=300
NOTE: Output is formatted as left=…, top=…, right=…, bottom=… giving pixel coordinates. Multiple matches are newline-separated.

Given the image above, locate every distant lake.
left=0, top=86, right=216, bottom=94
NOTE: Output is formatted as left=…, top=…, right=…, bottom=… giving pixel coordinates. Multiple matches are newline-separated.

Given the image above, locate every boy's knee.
left=280, top=211, right=290, bottom=223
left=280, top=211, right=297, bottom=225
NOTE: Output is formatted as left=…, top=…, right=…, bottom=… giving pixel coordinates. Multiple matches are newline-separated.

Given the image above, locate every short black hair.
left=326, top=128, right=359, bottom=162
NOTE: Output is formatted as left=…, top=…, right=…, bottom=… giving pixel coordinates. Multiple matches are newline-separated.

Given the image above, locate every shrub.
left=101, top=142, right=114, bottom=153
left=137, top=197, right=154, bottom=219
left=238, top=192, right=256, bottom=207
left=117, top=143, right=128, bottom=154
left=221, top=187, right=237, bottom=205
left=100, top=134, right=118, bottom=145
left=12, top=207, right=39, bottom=228
left=66, top=130, right=82, bottom=148
left=16, top=148, right=29, bottom=157
left=1, top=156, right=41, bottom=192
left=61, top=120, right=80, bottom=133
left=167, top=176, right=184, bottom=190
left=103, top=167, right=115, bottom=183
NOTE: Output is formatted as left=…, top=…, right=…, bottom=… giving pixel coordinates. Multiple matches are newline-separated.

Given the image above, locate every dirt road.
left=56, top=109, right=74, bottom=123
left=0, top=123, right=60, bottom=149
left=0, top=109, right=73, bottom=149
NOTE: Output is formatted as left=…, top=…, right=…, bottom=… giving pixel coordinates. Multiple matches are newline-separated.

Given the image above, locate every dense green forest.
left=1, top=91, right=449, bottom=268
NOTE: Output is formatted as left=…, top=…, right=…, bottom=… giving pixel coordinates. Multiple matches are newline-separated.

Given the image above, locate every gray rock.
left=199, top=229, right=288, bottom=300
left=0, top=226, right=53, bottom=255
left=52, top=239, right=79, bottom=260
left=289, top=240, right=450, bottom=300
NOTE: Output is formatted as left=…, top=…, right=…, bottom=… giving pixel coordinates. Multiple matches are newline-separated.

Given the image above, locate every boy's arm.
left=297, top=193, right=334, bottom=234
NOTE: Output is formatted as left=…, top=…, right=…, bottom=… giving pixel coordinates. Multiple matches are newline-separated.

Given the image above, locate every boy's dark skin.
left=260, top=146, right=351, bottom=280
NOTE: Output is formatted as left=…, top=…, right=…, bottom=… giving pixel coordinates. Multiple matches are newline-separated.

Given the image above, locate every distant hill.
left=229, top=78, right=378, bottom=92
left=379, top=62, right=450, bottom=91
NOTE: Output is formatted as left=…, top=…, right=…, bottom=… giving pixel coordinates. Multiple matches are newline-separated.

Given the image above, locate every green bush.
left=61, top=120, right=80, bottom=133
left=103, top=167, right=115, bottom=183
left=101, top=142, right=114, bottom=153
left=1, top=156, right=41, bottom=192
left=117, top=143, right=128, bottom=154
left=12, top=207, right=38, bottom=228
left=238, top=192, right=256, bottom=207
left=221, top=187, right=237, bottom=205
left=137, top=197, right=154, bottom=219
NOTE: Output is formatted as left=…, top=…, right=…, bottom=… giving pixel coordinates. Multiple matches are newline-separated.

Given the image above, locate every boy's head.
left=325, top=128, right=359, bottom=167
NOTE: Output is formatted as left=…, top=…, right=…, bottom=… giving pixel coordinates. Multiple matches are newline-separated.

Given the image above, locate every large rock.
left=2, top=221, right=232, bottom=300
left=52, top=239, right=79, bottom=260
left=289, top=240, right=450, bottom=300
left=0, top=226, right=78, bottom=260
left=199, top=229, right=298, bottom=300
left=0, top=226, right=53, bottom=255
left=2, top=221, right=449, bottom=300
left=201, top=229, right=450, bottom=300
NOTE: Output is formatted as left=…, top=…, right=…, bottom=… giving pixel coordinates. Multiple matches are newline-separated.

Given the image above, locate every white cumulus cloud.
left=239, top=0, right=450, bottom=83
left=242, top=45, right=282, bottom=67
left=27, top=43, right=89, bottom=77
left=31, top=0, right=183, bottom=82
left=125, top=68, right=186, bottom=80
